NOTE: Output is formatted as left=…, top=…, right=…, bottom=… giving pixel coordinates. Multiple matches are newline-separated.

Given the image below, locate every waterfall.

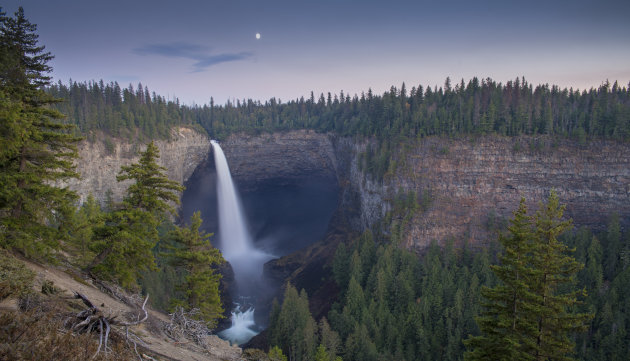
left=212, top=140, right=254, bottom=261
left=211, top=140, right=272, bottom=345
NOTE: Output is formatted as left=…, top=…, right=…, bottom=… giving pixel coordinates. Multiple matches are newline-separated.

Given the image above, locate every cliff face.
left=66, top=127, right=211, bottom=204
left=207, top=132, right=630, bottom=251
left=71, top=128, right=630, bottom=251
left=385, top=136, right=630, bottom=250
left=219, top=130, right=338, bottom=190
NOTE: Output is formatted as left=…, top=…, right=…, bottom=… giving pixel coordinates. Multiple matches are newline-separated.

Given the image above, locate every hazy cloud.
left=133, top=42, right=252, bottom=71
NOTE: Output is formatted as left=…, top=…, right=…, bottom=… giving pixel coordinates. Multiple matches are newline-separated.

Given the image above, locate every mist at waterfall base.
left=181, top=141, right=338, bottom=345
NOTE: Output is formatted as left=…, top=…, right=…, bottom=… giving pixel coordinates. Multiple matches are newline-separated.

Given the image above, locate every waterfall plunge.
left=211, top=140, right=272, bottom=345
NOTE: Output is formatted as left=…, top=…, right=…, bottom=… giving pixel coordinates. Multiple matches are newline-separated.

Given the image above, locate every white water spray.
left=211, top=140, right=272, bottom=345
left=219, top=306, right=258, bottom=345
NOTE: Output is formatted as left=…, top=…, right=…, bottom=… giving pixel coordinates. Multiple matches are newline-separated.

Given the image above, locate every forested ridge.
left=49, top=77, right=630, bottom=143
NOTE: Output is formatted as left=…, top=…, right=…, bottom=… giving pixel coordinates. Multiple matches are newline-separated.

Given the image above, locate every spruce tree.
left=530, top=191, right=592, bottom=360
left=0, top=7, right=81, bottom=256
left=465, top=192, right=592, bottom=361
left=465, top=198, right=537, bottom=360
left=269, top=284, right=317, bottom=361
left=117, top=141, right=184, bottom=215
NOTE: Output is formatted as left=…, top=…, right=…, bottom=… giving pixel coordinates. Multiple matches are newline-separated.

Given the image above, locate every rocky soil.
left=12, top=258, right=242, bottom=361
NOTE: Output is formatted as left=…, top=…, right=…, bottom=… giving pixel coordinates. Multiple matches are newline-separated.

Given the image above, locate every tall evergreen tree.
left=465, top=191, right=592, bottom=361
left=269, top=284, right=317, bottom=361
left=88, top=142, right=184, bottom=288
left=465, top=198, right=537, bottom=361
left=530, top=191, right=592, bottom=360
left=0, top=7, right=81, bottom=256
left=167, top=211, right=224, bottom=328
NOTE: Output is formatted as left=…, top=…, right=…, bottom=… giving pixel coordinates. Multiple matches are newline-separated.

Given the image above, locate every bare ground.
left=16, top=258, right=243, bottom=361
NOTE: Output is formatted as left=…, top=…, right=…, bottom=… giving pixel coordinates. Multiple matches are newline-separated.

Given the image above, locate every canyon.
left=70, top=129, right=630, bottom=253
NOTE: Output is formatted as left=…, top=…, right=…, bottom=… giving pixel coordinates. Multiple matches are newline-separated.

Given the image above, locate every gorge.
left=68, top=128, right=630, bottom=338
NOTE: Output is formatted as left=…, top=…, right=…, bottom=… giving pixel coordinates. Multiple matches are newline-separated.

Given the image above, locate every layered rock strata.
left=66, top=127, right=211, bottom=204
left=390, top=136, right=630, bottom=249
left=71, top=128, right=630, bottom=251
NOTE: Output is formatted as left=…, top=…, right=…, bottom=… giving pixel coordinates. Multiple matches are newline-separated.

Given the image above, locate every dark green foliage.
left=268, top=284, right=318, bottom=361
left=465, top=192, right=592, bottom=361
left=64, top=194, right=103, bottom=266
left=165, top=211, right=224, bottom=328
left=466, top=199, right=537, bottom=361
left=566, top=218, right=630, bottom=361
left=266, top=194, right=630, bottom=361
left=530, top=192, right=592, bottom=360
left=117, top=141, right=184, bottom=216
left=0, top=7, right=82, bottom=257
left=46, top=80, right=202, bottom=140
left=327, top=234, right=493, bottom=361
left=47, top=77, right=630, bottom=143
left=88, top=142, right=184, bottom=288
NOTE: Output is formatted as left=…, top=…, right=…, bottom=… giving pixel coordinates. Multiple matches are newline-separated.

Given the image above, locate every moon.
left=255, top=33, right=261, bottom=40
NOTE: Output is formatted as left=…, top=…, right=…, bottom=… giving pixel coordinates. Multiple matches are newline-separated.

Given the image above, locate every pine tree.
left=167, top=211, right=224, bottom=328
left=0, top=7, right=81, bottom=256
left=117, top=141, right=184, bottom=216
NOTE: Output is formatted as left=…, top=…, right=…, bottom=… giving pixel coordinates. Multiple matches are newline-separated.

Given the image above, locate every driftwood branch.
left=68, top=291, right=150, bottom=359
left=119, top=294, right=149, bottom=326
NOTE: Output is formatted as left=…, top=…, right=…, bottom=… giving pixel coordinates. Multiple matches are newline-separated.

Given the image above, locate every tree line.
left=47, top=77, right=630, bottom=143
left=46, top=80, right=202, bottom=140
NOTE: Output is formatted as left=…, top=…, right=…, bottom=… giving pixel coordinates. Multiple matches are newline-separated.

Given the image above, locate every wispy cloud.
left=133, top=42, right=252, bottom=72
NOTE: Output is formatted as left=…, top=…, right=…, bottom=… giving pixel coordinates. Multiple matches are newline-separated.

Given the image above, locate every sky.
left=3, top=0, right=630, bottom=105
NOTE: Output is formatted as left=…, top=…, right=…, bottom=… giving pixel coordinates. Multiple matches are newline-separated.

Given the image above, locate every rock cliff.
left=387, top=136, right=630, bottom=250
left=215, top=133, right=630, bottom=251
left=219, top=130, right=338, bottom=190
left=66, top=127, right=211, bottom=204
left=72, top=128, right=630, bottom=251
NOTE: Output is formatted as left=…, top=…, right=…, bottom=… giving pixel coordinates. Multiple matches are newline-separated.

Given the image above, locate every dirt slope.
left=21, top=259, right=242, bottom=361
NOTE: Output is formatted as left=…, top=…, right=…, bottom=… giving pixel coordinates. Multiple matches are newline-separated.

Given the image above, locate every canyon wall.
left=72, top=128, right=630, bottom=251
left=67, top=127, right=211, bottom=204
left=219, top=130, right=338, bottom=190
left=387, top=136, right=630, bottom=250
left=216, top=132, right=630, bottom=251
